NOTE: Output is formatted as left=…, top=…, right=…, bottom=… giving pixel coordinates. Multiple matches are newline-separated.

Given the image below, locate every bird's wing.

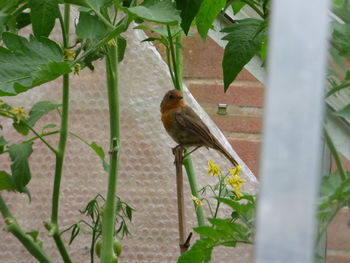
left=175, top=106, right=239, bottom=166
left=174, top=106, right=215, bottom=146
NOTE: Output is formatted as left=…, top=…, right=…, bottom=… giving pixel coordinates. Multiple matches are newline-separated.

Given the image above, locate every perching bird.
left=160, top=89, right=238, bottom=167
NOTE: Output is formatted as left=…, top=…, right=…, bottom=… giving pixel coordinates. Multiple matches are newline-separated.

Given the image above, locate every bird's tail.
left=214, top=138, right=239, bottom=167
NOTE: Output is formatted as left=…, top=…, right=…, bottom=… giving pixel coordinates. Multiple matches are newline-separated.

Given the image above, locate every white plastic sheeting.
left=254, top=0, right=330, bottom=262
left=0, top=25, right=257, bottom=262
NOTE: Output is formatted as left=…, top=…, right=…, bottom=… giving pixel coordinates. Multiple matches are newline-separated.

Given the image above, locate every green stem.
left=167, top=26, right=180, bottom=90
left=324, top=128, right=346, bottom=180
left=50, top=5, right=72, bottom=263
left=26, top=125, right=57, bottom=154
left=326, top=81, right=350, bottom=97
left=165, top=46, right=176, bottom=86
left=25, top=130, right=60, bottom=144
left=175, top=35, right=183, bottom=91
left=74, top=20, right=126, bottom=65
left=101, top=44, right=120, bottom=263
left=183, top=155, right=206, bottom=227
left=171, top=32, right=206, bottom=227
left=213, top=177, right=223, bottom=218
left=0, top=195, right=52, bottom=263
left=87, top=4, right=115, bottom=29
left=242, top=0, right=264, bottom=18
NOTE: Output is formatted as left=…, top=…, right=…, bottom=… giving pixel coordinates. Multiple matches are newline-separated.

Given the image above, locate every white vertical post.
left=254, top=1, right=330, bottom=262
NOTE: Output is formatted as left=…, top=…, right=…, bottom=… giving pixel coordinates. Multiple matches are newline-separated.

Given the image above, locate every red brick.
left=229, top=138, right=261, bottom=176
left=327, top=254, right=350, bottom=263
left=181, top=32, right=257, bottom=81
left=189, top=83, right=264, bottom=107
left=327, top=209, right=350, bottom=250
left=210, top=114, right=262, bottom=134
left=331, top=154, right=350, bottom=173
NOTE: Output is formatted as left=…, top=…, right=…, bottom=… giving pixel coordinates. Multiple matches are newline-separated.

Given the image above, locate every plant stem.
left=101, top=44, right=120, bottom=263
left=175, top=35, right=183, bottom=91
left=165, top=47, right=176, bottom=86
left=0, top=194, right=53, bottom=263
left=26, top=125, right=58, bottom=154
left=213, top=177, right=223, bottom=218
left=183, top=155, right=206, bottom=227
left=172, top=33, right=206, bottom=227
left=50, top=4, right=72, bottom=263
left=242, top=0, right=264, bottom=18
left=74, top=21, right=126, bottom=65
left=86, top=3, right=115, bottom=29
left=324, top=128, right=346, bottom=180
left=167, top=26, right=180, bottom=90
left=25, top=130, right=60, bottom=144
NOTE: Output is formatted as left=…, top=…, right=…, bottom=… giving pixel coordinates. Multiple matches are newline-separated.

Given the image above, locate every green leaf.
left=0, top=14, right=6, bottom=38
left=217, top=197, right=240, bottom=210
left=28, top=0, right=60, bottom=38
left=196, top=0, right=226, bottom=40
left=0, top=33, right=71, bottom=96
left=63, top=0, right=89, bottom=6
left=0, top=136, right=8, bottom=154
left=8, top=142, right=33, bottom=193
left=117, top=36, right=127, bottom=62
left=127, top=0, right=181, bottom=25
left=85, top=0, right=113, bottom=10
left=335, top=104, right=350, bottom=119
left=178, top=239, right=213, bottom=263
left=27, top=101, right=61, bottom=127
left=89, top=142, right=110, bottom=172
left=222, top=19, right=263, bottom=91
left=13, top=121, right=29, bottom=136
left=16, top=12, right=31, bottom=30
left=0, top=171, right=15, bottom=191
left=177, top=247, right=205, bottom=263
left=333, top=0, right=345, bottom=7
left=42, top=123, right=57, bottom=131
left=13, top=101, right=60, bottom=136
left=76, top=11, right=108, bottom=39
left=332, top=21, right=350, bottom=60
left=90, top=141, right=105, bottom=159
left=175, top=0, right=203, bottom=35
left=232, top=1, right=246, bottom=14
left=193, top=226, right=222, bottom=239
left=125, top=204, right=132, bottom=221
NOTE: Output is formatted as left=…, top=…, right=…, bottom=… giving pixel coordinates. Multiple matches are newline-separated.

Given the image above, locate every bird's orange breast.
left=161, top=110, right=176, bottom=131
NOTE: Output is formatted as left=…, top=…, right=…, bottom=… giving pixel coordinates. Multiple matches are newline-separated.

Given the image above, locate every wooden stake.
left=173, top=145, right=189, bottom=254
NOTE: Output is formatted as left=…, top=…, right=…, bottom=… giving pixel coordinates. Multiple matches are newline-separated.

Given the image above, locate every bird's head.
left=160, top=89, right=185, bottom=113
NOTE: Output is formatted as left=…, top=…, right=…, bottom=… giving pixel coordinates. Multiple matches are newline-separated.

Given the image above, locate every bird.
left=160, top=89, right=238, bottom=167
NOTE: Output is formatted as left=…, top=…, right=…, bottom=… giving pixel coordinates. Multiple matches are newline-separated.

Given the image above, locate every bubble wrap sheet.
left=0, top=25, right=258, bottom=263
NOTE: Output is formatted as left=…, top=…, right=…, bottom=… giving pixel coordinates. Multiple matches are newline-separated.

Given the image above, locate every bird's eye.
left=169, top=95, right=174, bottom=99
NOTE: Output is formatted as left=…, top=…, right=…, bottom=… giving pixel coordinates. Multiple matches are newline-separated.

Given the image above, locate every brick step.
left=188, top=82, right=264, bottom=107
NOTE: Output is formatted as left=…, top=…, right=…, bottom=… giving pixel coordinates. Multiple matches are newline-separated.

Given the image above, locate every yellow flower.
left=107, top=38, right=117, bottom=46
left=74, top=63, right=81, bottom=75
left=225, top=169, right=246, bottom=198
left=10, top=107, right=27, bottom=123
left=64, top=49, right=75, bottom=61
left=207, top=160, right=221, bottom=176
left=229, top=165, right=241, bottom=177
left=234, top=190, right=244, bottom=198
left=191, top=194, right=203, bottom=207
